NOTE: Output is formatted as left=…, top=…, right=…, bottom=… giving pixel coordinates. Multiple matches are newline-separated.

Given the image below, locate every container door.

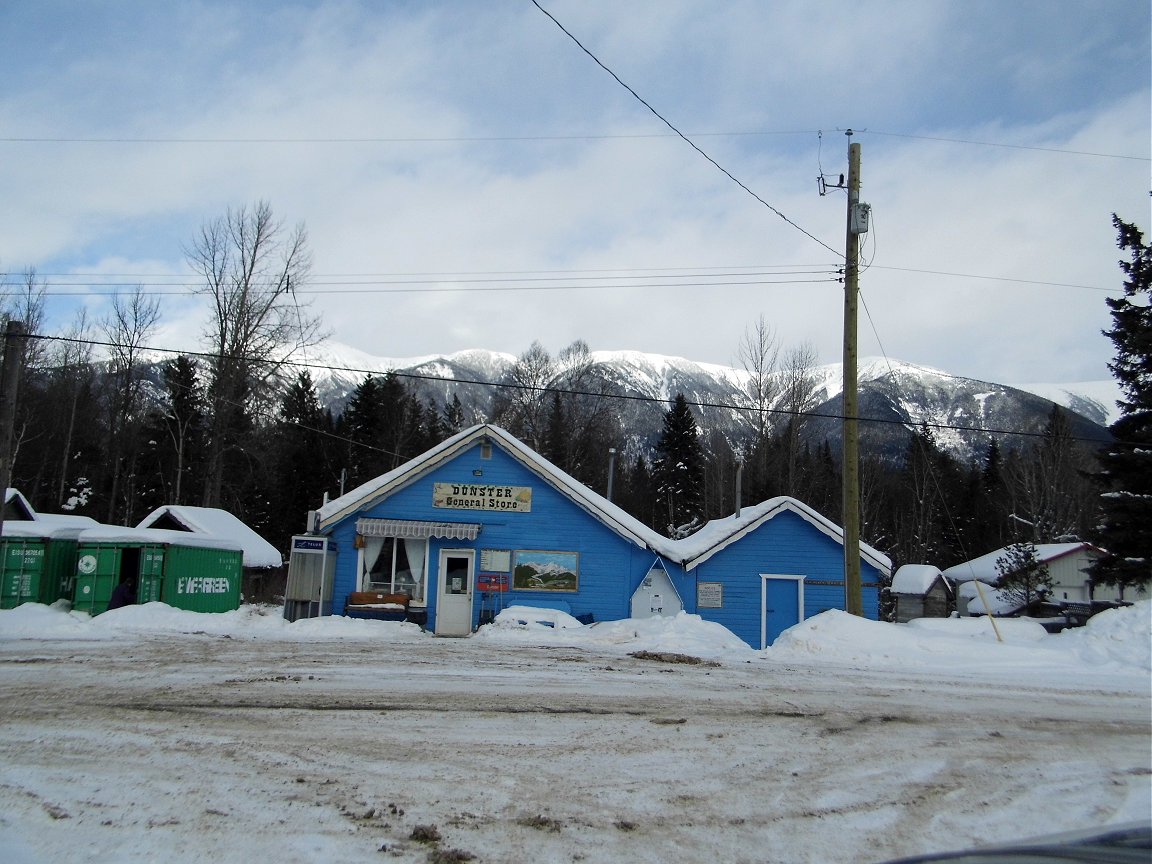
left=1, top=539, right=44, bottom=608
left=74, top=546, right=121, bottom=614
left=762, top=576, right=804, bottom=648
left=138, top=546, right=165, bottom=603
left=436, top=550, right=474, bottom=636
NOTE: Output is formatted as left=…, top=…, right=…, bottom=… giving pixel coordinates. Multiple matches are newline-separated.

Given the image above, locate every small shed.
left=72, top=526, right=243, bottom=615
left=891, top=564, right=953, bottom=622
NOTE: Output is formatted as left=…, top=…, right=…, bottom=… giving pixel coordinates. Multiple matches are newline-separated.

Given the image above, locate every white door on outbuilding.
left=630, top=560, right=683, bottom=619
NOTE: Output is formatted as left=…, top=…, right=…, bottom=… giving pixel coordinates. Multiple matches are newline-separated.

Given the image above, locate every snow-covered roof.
left=76, top=524, right=245, bottom=551
left=318, top=425, right=667, bottom=552
left=891, top=564, right=947, bottom=595
left=943, top=542, right=1102, bottom=584
left=671, top=498, right=891, bottom=574
left=0, top=520, right=91, bottom=540
left=956, top=580, right=1023, bottom=616
left=33, top=513, right=100, bottom=528
left=136, top=506, right=282, bottom=568
left=317, top=424, right=891, bottom=573
left=4, top=488, right=36, bottom=520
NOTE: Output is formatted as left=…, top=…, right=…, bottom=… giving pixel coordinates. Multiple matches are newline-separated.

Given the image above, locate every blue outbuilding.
left=297, top=424, right=889, bottom=647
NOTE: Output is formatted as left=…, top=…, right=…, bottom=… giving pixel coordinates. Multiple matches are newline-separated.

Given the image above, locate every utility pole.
left=842, top=135, right=864, bottom=616
left=0, top=320, right=27, bottom=539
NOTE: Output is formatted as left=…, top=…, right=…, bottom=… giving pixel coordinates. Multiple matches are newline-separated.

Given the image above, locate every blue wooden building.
left=310, top=424, right=889, bottom=647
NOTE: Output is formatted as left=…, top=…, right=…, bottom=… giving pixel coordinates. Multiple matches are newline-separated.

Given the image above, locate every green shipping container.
left=73, top=535, right=242, bottom=615
left=160, top=544, right=242, bottom=613
left=0, top=535, right=80, bottom=609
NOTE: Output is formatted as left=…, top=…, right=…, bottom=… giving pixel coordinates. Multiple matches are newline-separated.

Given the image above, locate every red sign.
left=476, top=573, right=509, bottom=592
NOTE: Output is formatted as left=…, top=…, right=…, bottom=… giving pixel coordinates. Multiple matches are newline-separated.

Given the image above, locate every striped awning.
left=355, top=518, right=481, bottom=541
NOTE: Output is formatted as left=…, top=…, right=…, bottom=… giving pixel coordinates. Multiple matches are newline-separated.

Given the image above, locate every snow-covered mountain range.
left=298, top=342, right=1119, bottom=464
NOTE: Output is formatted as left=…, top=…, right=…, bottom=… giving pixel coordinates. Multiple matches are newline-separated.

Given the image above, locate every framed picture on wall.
left=512, top=550, right=579, bottom=592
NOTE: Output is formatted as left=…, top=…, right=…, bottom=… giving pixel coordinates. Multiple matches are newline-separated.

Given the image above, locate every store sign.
left=433, top=483, right=532, bottom=512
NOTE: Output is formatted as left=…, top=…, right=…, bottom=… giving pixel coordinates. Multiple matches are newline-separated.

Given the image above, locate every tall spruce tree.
left=1089, top=216, right=1152, bottom=593
left=268, top=371, right=335, bottom=547
left=653, top=393, right=706, bottom=537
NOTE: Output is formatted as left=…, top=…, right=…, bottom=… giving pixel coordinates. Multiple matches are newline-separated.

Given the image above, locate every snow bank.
left=1057, top=600, right=1152, bottom=671
left=474, top=609, right=756, bottom=660
left=2, top=600, right=1149, bottom=685
left=766, top=604, right=1151, bottom=686
left=0, top=601, right=425, bottom=643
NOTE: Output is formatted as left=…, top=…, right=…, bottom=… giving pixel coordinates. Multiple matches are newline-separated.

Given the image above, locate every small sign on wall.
left=480, top=549, right=512, bottom=572
left=477, top=573, right=509, bottom=592
left=697, top=581, right=723, bottom=608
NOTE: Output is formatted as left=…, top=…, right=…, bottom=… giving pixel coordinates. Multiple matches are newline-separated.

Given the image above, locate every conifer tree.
left=653, top=393, right=706, bottom=536
left=995, top=542, right=1053, bottom=612
left=1090, top=216, right=1152, bottom=593
left=267, top=371, right=335, bottom=545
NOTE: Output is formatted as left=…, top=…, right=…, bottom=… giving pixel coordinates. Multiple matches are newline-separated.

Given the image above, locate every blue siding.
left=327, top=441, right=652, bottom=630
left=687, top=510, right=883, bottom=647
left=323, top=433, right=887, bottom=647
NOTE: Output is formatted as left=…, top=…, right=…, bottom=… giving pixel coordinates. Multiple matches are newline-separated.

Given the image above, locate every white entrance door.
left=436, top=549, right=474, bottom=636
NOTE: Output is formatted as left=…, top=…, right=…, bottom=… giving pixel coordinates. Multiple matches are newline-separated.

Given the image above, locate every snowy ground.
left=0, top=602, right=1148, bottom=864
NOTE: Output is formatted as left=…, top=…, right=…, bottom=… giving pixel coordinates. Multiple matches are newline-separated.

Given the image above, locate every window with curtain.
left=363, top=536, right=428, bottom=605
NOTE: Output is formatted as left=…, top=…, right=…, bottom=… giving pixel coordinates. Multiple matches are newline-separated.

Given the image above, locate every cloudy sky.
left=1, top=0, right=1148, bottom=386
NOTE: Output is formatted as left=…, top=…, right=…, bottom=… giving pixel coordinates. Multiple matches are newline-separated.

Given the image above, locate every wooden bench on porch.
left=343, top=591, right=411, bottom=622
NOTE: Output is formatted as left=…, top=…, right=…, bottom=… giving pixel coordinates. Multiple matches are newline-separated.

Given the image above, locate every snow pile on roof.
left=0, top=520, right=90, bottom=540
left=136, top=505, right=282, bottom=567
left=30, top=513, right=100, bottom=528
left=891, top=564, right=946, bottom=594
left=475, top=608, right=754, bottom=660
left=956, top=580, right=1022, bottom=615
left=77, top=524, right=245, bottom=551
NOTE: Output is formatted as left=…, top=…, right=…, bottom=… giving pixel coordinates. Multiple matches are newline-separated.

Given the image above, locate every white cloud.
left=0, top=1, right=1146, bottom=386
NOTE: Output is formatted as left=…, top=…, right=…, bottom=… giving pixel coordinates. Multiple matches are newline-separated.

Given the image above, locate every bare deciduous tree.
left=493, top=341, right=556, bottom=451
left=736, top=314, right=780, bottom=448
left=100, top=287, right=161, bottom=522
left=185, top=201, right=323, bottom=507
left=777, top=341, right=821, bottom=495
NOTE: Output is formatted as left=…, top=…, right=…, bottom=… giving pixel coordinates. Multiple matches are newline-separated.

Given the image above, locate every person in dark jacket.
left=106, top=575, right=136, bottom=611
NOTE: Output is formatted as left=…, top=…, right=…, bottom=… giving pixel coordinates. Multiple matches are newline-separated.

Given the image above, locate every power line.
left=528, top=0, right=841, bottom=259
left=24, top=331, right=1116, bottom=447
left=9, top=275, right=837, bottom=297
left=862, top=130, right=1149, bottom=162
left=6, top=266, right=1116, bottom=294
left=4, top=129, right=1139, bottom=162
left=0, top=130, right=820, bottom=144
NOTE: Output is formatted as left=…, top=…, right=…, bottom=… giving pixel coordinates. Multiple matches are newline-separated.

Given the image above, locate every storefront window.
left=362, top=536, right=427, bottom=605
